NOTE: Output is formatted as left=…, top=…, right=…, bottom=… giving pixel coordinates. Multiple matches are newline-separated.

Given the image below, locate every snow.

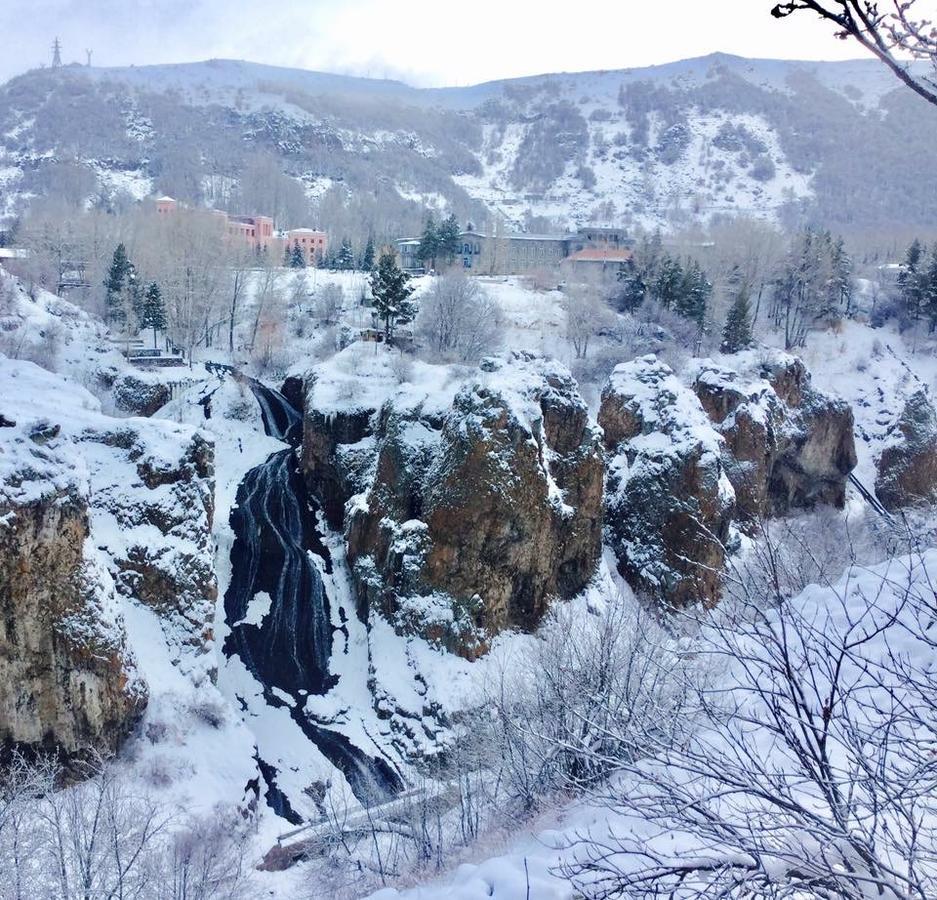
left=236, top=590, right=273, bottom=627
left=6, top=234, right=937, bottom=896
left=368, top=547, right=937, bottom=899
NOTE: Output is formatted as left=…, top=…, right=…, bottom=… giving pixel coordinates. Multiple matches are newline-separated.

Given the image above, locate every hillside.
left=2, top=53, right=937, bottom=237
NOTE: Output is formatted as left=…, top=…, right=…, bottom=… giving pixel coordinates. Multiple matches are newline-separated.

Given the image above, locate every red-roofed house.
left=562, top=247, right=633, bottom=275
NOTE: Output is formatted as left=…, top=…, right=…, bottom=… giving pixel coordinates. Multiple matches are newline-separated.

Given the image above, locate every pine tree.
left=370, top=251, right=417, bottom=342
left=290, top=243, right=306, bottom=269
left=417, top=217, right=439, bottom=270
left=283, top=244, right=292, bottom=268
left=675, top=259, right=710, bottom=329
left=104, top=243, right=133, bottom=327
left=652, top=254, right=684, bottom=309
left=437, top=214, right=461, bottom=265
left=615, top=259, right=646, bottom=312
left=140, top=282, right=167, bottom=348
left=898, top=239, right=926, bottom=324
left=361, top=235, right=375, bottom=271
left=337, top=237, right=355, bottom=271
left=721, top=285, right=754, bottom=353
left=923, top=246, right=937, bottom=333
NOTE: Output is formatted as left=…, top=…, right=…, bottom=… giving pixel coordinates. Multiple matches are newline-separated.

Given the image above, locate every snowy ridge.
left=3, top=53, right=937, bottom=231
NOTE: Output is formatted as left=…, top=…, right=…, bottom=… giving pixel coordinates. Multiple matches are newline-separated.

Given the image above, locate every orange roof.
left=565, top=248, right=633, bottom=263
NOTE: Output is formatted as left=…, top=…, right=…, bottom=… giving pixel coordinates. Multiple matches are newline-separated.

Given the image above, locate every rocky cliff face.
left=692, top=350, right=857, bottom=525
left=300, top=349, right=604, bottom=657
left=875, top=390, right=937, bottom=511
left=0, top=420, right=145, bottom=760
left=599, top=356, right=735, bottom=608
left=84, top=424, right=217, bottom=663
left=0, top=358, right=216, bottom=762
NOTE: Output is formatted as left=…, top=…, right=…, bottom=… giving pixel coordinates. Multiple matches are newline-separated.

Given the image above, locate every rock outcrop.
left=0, top=412, right=145, bottom=761
left=84, top=424, right=217, bottom=660
left=112, top=374, right=171, bottom=417
left=875, top=390, right=937, bottom=510
left=692, top=350, right=857, bottom=524
left=302, top=401, right=377, bottom=530
left=599, top=356, right=735, bottom=608
left=302, top=349, right=604, bottom=657
left=0, top=358, right=216, bottom=762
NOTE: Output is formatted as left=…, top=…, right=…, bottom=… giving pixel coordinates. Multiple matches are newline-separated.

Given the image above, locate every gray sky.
left=1, top=0, right=871, bottom=87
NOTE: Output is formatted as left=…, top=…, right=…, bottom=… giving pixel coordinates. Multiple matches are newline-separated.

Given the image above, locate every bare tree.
left=0, top=754, right=254, bottom=900
left=247, top=267, right=285, bottom=354
left=416, top=273, right=503, bottom=362
left=224, top=244, right=258, bottom=353
left=315, top=282, right=344, bottom=326
left=562, top=539, right=937, bottom=899
left=562, top=285, right=613, bottom=359
left=486, top=593, right=694, bottom=813
left=772, top=1, right=937, bottom=108
left=131, top=205, right=227, bottom=362
left=149, top=811, right=255, bottom=900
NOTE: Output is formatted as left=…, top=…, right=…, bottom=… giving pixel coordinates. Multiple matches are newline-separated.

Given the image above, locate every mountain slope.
left=1, top=53, right=936, bottom=236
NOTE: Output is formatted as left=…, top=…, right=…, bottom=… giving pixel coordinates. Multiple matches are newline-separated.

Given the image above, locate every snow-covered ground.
left=4, top=258, right=937, bottom=897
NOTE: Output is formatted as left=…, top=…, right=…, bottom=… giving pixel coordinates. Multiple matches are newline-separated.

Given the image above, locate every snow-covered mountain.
left=2, top=53, right=937, bottom=234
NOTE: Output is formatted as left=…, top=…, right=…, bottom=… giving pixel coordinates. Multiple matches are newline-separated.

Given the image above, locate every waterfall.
left=223, top=378, right=401, bottom=813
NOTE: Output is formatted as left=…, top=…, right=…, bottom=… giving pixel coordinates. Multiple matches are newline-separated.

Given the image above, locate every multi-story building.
left=284, top=228, right=328, bottom=266
left=154, top=197, right=327, bottom=264
left=396, top=225, right=632, bottom=276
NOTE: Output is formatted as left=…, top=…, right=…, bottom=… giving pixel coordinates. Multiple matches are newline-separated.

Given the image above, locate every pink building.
left=283, top=227, right=328, bottom=265
left=153, top=197, right=327, bottom=263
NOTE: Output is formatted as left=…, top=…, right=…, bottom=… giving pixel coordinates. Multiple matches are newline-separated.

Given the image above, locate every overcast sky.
left=1, top=0, right=869, bottom=87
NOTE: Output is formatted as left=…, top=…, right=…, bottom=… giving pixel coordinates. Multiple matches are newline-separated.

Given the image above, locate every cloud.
left=0, top=0, right=869, bottom=87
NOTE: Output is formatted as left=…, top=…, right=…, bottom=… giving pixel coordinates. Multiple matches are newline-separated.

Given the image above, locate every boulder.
left=599, top=355, right=735, bottom=608
left=875, top=390, right=937, bottom=511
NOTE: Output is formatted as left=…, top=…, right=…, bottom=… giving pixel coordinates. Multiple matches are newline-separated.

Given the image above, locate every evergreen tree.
left=924, top=246, right=937, bottom=332
left=337, top=237, right=356, bottom=271
left=361, top=235, right=375, bottom=271
left=898, top=239, right=926, bottom=323
left=140, top=282, right=167, bottom=349
left=437, top=214, right=461, bottom=265
left=652, top=254, right=685, bottom=309
left=104, top=242, right=133, bottom=327
left=370, top=251, right=417, bottom=342
left=828, top=235, right=854, bottom=317
left=417, top=217, right=439, bottom=270
left=615, top=259, right=646, bottom=312
left=721, top=285, right=754, bottom=353
left=675, top=259, right=710, bottom=329
left=290, top=243, right=306, bottom=269
left=283, top=243, right=292, bottom=268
